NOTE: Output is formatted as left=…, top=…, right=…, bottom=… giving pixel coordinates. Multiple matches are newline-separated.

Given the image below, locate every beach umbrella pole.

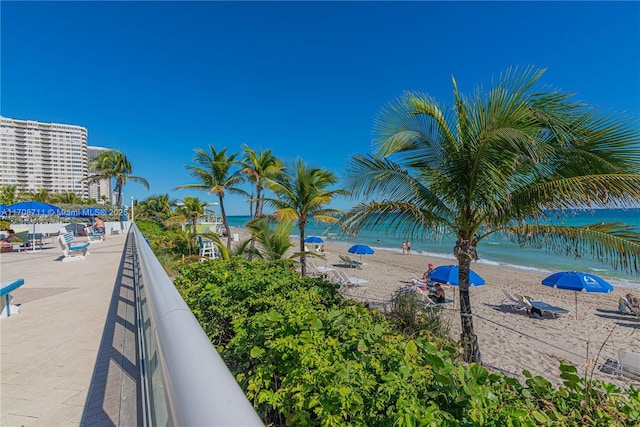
left=575, top=291, right=578, bottom=320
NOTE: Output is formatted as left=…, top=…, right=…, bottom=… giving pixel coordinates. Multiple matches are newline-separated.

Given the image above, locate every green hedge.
left=174, top=259, right=640, bottom=426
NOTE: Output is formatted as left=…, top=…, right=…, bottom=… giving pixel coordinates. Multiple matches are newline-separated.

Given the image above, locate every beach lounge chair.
left=618, top=349, right=640, bottom=380
left=516, top=294, right=569, bottom=318
left=501, top=289, right=529, bottom=313
left=339, top=254, right=364, bottom=268
left=332, top=270, right=368, bottom=287
left=310, top=262, right=334, bottom=276
left=415, top=288, right=442, bottom=310
left=58, top=232, right=90, bottom=262
left=414, top=288, right=453, bottom=309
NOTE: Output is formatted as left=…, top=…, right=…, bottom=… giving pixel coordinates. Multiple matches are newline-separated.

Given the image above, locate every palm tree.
left=85, top=150, right=149, bottom=207
left=262, top=159, right=346, bottom=276
left=54, top=191, right=83, bottom=204
left=240, top=145, right=283, bottom=219
left=141, top=194, right=175, bottom=222
left=343, top=67, right=640, bottom=363
left=175, top=145, right=248, bottom=249
left=243, top=218, right=297, bottom=262
left=175, top=196, right=208, bottom=236
left=32, top=189, right=50, bottom=202
left=0, top=185, right=18, bottom=205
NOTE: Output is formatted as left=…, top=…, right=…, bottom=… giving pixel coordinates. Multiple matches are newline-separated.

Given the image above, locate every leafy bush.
left=174, top=259, right=640, bottom=426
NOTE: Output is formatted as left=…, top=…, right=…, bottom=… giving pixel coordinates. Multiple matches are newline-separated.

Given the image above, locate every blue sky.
left=2, top=1, right=639, bottom=215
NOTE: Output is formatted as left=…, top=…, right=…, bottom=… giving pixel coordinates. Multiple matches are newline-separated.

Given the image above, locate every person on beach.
left=421, top=263, right=435, bottom=282
left=618, top=296, right=638, bottom=315
left=406, top=241, right=412, bottom=254
left=428, top=283, right=445, bottom=303
left=402, top=241, right=407, bottom=254
left=1, top=229, right=22, bottom=253
left=626, top=293, right=639, bottom=311
left=90, top=216, right=106, bottom=241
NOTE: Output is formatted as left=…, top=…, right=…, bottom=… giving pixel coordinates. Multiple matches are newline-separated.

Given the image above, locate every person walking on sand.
left=402, top=241, right=407, bottom=254
left=406, top=241, right=412, bottom=254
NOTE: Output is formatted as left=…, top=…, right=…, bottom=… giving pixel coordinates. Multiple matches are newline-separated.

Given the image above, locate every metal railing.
left=129, top=223, right=263, bottom=426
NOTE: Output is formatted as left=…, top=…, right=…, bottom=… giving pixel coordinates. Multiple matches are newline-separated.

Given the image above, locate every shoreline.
left=230, top=227, right=640, bottom=388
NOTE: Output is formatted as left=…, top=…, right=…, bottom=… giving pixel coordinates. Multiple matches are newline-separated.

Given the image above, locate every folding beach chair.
left=502, top=289, right=529, bottom=313
left=516, top=294, right=569, bottom=318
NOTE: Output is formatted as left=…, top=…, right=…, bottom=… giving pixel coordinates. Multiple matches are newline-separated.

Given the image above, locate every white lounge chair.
left=58, top=232, right=90, bottom=262
left=333, top=270, right=368, bottom=287
left=618, top=349, right=640, bottom=380
left=339, top=254, right=364, bottom=269
left=502, top=289, right=528, bottom=313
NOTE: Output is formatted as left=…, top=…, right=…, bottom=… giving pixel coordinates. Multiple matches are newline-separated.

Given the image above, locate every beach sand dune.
left=234, top=229, right=640, bottom=388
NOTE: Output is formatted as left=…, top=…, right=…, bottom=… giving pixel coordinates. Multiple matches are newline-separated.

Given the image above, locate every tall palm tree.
left=175, top=196, right=208, bottom=236
left=85, top=150, right=149, bottom=207
left=240, top=145, right=283, bottom=219
left=175, top=145, right=248, bottom=249
left=343, top=67, right=640, bottom=363
left=262, top=159, right=347, bottom=276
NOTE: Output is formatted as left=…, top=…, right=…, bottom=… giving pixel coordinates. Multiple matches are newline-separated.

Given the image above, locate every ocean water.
left=226, top=209, right=640, bottom=291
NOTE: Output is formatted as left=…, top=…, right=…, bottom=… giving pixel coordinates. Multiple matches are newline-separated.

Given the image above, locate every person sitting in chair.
left=1, top=229, right=22, bottom=253
left=421, top=263, right=435, bottom=282
left=620, top=294, right=639, bottom=315
left=428, top=283, right=445, bottom=303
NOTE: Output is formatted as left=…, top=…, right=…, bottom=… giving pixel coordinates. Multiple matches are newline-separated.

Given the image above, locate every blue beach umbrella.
left=7, top=201, right=63, bottom=252
left=542, top=271, right=614, bottom=319
left=348, top=244, right=374, bottom=255
left=304, top=236, right=324, bottom=244
left=7, top=201, right=63, bottom=216
left=427, top=265, right=485, bottom=287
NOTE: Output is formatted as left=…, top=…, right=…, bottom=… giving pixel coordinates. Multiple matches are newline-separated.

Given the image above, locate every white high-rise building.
left=87, top=146, right=114, bottom=204
left=1, top=116, right=89, bottom=197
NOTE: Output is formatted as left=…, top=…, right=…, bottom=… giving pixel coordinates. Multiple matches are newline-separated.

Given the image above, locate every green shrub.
left=173, top=259, right=640, bottom=426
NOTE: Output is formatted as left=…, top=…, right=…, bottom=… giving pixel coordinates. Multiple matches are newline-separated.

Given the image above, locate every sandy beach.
left=233, top=228, right=640, bottom=389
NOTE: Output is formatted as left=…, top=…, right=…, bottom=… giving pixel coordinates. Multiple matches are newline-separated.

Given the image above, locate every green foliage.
left=389, top=291, right=450, bottom=340
left=174, top=260, right=640, bottom=426
left=0, top=220, right=10, bottom=231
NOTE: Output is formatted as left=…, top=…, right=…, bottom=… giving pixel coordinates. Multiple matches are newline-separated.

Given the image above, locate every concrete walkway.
left=1, top=233, right=141, bottom=426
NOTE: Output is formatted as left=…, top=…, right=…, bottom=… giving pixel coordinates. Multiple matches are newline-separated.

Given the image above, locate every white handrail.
left=130, top=223, right=263, bottom=426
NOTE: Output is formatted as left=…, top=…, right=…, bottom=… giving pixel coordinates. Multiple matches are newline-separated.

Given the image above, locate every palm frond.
left=504, top=222, right=640, bottom=274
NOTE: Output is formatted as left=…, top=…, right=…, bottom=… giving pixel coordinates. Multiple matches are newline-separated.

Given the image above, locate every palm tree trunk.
left=218, top=196, right=232, bottom=250
left=255, top=185, right=263, bottom=218
left=456, top=240, right=482, bottom=364
left=300, top=221, right=307, bottom=276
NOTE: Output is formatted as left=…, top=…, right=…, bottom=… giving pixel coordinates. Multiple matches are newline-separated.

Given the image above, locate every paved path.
left=1, top=233, right=141, bottom=426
